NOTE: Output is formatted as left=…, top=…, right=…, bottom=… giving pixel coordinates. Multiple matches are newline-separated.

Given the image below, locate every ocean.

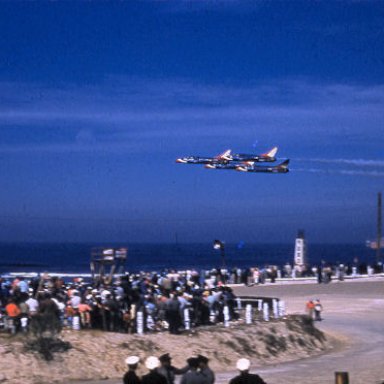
left=0, top=242, right=377, bottom=276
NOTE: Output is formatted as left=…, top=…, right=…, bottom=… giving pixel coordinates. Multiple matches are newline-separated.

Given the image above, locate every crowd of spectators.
left=1, top=261, right=382, bottom=335
left=0, top=269, right=240, bottom=335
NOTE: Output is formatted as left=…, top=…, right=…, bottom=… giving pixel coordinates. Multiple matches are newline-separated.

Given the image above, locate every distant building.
left=294, top=230, right=306, bottom=267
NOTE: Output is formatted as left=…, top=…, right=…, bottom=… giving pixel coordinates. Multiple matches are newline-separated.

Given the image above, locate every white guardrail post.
left=184, top=308, right=190, bottom=330
left=263, top=302, right=269, bottom=321
left=245, top=304, right=252, bottom=324
left=137, top=310, right=144, bottom=335
left=223, top=305, right=230, bottom=327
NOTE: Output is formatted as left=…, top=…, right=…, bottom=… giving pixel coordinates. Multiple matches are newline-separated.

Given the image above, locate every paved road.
left=227, top=280, right=384, bottom=384
left=67, top=279, right=384, bottom=384
left=215, top=310, right=384, bottom=384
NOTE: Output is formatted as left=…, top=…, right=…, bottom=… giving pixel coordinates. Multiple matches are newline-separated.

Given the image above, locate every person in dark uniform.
left=142, top=356, right=168, bottom=384
left=157, top=353, right=189, bottom=384
left=123, top=355, right=141, bottom=384
left=165, top=294, right=182, bottom=334
left=197, top=355, right=215, bottom=384
left=229, top=358, right=267, bottom=384
left=180, top=357, right=208, bottom=384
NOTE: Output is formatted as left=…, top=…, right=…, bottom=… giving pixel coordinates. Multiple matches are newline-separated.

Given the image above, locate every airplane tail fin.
left=278, top=159, right=290, bottom=169
left=263, top=146, right=278, bottom=158
left=216, top=149, right=232, bottom=161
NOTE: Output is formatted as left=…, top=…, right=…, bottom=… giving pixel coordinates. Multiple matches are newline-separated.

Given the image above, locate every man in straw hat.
left=229, top=358, right=267, bottom=384
left=142, top=356, right=167, bottom=384
left=123, top=355, right=141, bottom=384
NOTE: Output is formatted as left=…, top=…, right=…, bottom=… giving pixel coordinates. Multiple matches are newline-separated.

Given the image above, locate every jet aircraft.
left=176, top=147, right=278, bottom=165
left=205, top=163, right=238, bottom=170
left=236, top=159, right=289, bottom=173
left=176, top=149, right=232, bottom=164
left=229, top=147, right=278, bottom=163
left=205, top=159, right=290, bottom=173
left=176, top=147, right=289, bottom=174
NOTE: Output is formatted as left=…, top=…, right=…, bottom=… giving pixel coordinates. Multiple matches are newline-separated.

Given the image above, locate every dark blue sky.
left=0, top=1, right=383, bottom=244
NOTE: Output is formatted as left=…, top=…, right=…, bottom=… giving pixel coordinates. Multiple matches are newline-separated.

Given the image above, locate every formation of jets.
left=176, top=147, right=289, bottom=173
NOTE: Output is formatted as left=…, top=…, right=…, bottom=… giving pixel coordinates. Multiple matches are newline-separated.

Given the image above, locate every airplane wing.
left=205, top=163, right=238, bottom=170
left=176, top=149, right=232, bottom=164
left=231, top=147, right=278, bottom=162
left=239, top=159, right=289, bottom=173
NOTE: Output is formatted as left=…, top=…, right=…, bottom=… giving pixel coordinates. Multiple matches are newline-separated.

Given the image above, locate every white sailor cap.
left=125, top=356, right=140, bottom=366
left=236, top=358, right=250, bottom=371
left=145, top=356, right=160, bottom=370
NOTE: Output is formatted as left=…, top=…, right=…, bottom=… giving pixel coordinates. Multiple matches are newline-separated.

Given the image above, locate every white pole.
left=263, top=302, right=269, bottom=321
left=184, top=308, right=191, bottom=330
left=20, top=317, right=28, bottom=333
left=273, top=299, right=279, bottom=319
left=278, top=300, right=286, bottom=317
left=137, top=310, right=144, bottom=335
left=210, top=309, right=216, bottom=324
left=245, top=304, right=252, bottom=324
left=223, top=305, right=230, bottom=327
left=72, top=315, right=80, bottom=331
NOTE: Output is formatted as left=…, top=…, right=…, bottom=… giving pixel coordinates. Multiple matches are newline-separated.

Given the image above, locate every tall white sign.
left=294, top=230, right=306, bottom=266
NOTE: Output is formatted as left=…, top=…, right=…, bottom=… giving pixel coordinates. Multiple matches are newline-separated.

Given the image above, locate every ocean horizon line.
left=0, top=240, right=368, bottom=246
left=0, top=242, right=378, bottom=276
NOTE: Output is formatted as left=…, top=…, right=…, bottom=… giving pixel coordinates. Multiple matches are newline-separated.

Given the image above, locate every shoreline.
left=0, top=241, right=381, bottom=281
left=2, top=271, right=383, bottom=281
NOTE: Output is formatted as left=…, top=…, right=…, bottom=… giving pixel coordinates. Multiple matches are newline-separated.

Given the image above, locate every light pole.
left=213, top=240, right=226, bottom=284
left=213, top=239, right=226, bottom=267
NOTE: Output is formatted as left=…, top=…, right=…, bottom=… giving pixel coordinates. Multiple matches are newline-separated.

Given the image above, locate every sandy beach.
left=55, top=276, right=384, bottom=384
